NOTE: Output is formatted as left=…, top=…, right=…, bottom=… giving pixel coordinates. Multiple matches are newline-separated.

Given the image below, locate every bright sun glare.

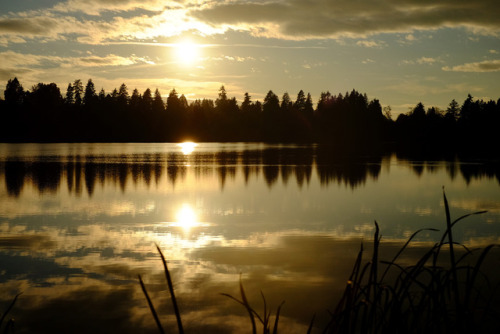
left=174, top=40, right=200, bottom=65
left=176, top=203, right=198, bottom=231
left=178, top=142, right=197, bottom=155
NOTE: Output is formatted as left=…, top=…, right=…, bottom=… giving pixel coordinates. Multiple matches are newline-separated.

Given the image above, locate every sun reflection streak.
left=178, top=142, right=197, bottom=155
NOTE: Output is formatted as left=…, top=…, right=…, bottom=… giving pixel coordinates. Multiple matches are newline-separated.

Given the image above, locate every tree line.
left=1, top=77, right=499, bottom=152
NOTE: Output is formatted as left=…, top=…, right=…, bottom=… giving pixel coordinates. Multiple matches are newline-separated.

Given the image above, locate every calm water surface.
left=0, top=143, right=499, bottom=333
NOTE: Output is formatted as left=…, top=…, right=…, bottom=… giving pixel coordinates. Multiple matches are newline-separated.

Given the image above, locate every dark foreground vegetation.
left=1, top=78, right=500, bottom=152
left=140, top=191, right=499, bottom=334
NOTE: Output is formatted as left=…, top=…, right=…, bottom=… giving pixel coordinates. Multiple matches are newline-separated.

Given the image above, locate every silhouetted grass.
left=0, top=293, right=20, bottom=334
left=221, top=274, right=285, bottom=334
left=142, top=190, right=498, bottom=333
left=139, top=244, right=184, bottom=334
left=323, top=189, right=496, bottom=334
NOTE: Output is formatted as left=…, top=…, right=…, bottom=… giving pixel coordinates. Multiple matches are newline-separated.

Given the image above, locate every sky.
left=0, top=0, right=499, bottom=115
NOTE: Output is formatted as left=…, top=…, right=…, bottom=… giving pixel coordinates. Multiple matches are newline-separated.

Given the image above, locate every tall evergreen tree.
left=64, top=83, right=74, bottom=105
left=73, top=79, right=83, bottom=106
left=152, top=89, right=164, bottom=113
left=83, top=79, right=97, bottom=106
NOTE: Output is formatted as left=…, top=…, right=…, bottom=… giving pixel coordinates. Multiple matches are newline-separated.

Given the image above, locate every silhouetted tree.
left=241, top=92, right=252, bottom=113
left=152, top=89, right=164, bottom=113
left=27, top=83, right=62, bottom=110
left=117, top=83, right=129, bottom=108
left=446, top=99, right=460, bottom=121
left=4, top=77, right=24, bottom=106
left=130, top=88, right=141, bottom=111
left=83, top=79, right=97, bottom=107
left=73, top=79, right=83, bottom=106
left=2, top=77, right=500, bottom=149
left=142, top=88, right=153, bottom=112
left=262, top=90, right=280, bottom=141
left=64, top=83, right=74, bottom=105
left=98, top=88, right=106, bottom=102
left=281, top=92, right=292, bottom=112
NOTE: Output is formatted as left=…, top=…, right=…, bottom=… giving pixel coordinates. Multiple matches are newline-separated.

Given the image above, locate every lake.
left=0, top=143, right=499, bottom=333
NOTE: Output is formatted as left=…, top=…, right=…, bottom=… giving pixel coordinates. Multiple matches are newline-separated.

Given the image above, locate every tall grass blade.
left=306, top=313, right=315, bottom=334
left=443, top=189, right=461, bottom=316
left=260, top=291, right=269, bottom=333
left=465, top=244, right=495, bottom=308
left=439, top=212, right=487, bottom=247
left=138, top=274, right=165, bottom=334
left=0, top=293, right=21, bottom=330
left=272, top=301, right=285, bottom=334
left=381, top=228, right=439, bottom=281
left=239, top=275, right=257, bottom=334
left=156, top=244, right=184, bottom=334
left=2, top=319, right=14, bottom=334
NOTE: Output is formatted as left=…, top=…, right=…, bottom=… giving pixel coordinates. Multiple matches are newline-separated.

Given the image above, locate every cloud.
left=52, top=0, right=173, bottom=15
left=0, top=7, right=216, bottom=45
left=356, top=40, right=385, bottom=48
left=442, top=59, right=500, bottom=72
left=405, top=34, right=416, bottom=41
left=1, top=0, right=499, bottom=45
left=68, top=54, right=156, bottom=67
left=400, top=57, right=439, bottom=66
left=190, top=0, right=500, bottom=40
left=0, top=51, right=153, bottom=69
left=0, top=15, right=63, bottom=37
left=417, top=57, right=438, bottom=65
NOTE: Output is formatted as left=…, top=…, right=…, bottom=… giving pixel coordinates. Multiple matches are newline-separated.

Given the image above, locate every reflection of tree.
left=31, top=161, right=62, bottom=194
left=66, top=159, right=74, bottom=193
left=153, top=154, right=163, bottom=186
left=216, top=151, right=238, bottom=189
left=262, top=149, right=280, bottom=188
left=5, top=160, right=25, bottom=197
left=460, top=161, right=500, bottom=185
left=75, top=156, right=83, bottom=196
left=241, top=150, right=261, bottom=185
left=2, top=148, right=499, bottom=198
left=166, top=153, right=187, bottom=187
left=84, top=159, right=97, bottom=196
left=315, top=148, right=384, bottom=188
left=118, top=162, right=129, bottom=193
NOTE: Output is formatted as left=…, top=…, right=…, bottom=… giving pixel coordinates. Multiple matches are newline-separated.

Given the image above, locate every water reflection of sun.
left=178, top=142, right=197, bottom=155
left=175, top=203, right=198, bottom=232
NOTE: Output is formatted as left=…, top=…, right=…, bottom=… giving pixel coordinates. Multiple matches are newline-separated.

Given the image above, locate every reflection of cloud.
left=1, top=219, right=499, bottom=333
left=0, top=235, right=56, bottom=250
left=17, top=285, right=154, bottom=334
left=450, top=199, right=500, bottom=213
left=398, top=206, right=436, bottom=216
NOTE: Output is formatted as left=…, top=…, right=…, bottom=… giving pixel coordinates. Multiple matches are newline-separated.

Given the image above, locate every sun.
left=174, top=40, right=200, bottom=65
